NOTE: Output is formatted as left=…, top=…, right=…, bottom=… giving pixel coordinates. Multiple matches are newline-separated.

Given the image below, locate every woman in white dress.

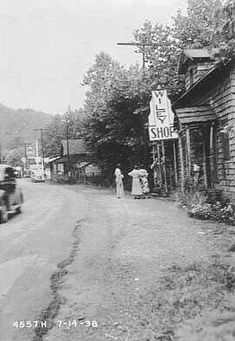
left=114, top=164, right=124, bottom=198
left=128, top=165, right=143, bottom=199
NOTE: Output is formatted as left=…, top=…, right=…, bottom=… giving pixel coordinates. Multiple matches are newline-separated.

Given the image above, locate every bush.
left=189, top=201, right=235, bottom=224
left=175, top=176, right=235, bottom=225
left=174, top=176, right=207, bottom=208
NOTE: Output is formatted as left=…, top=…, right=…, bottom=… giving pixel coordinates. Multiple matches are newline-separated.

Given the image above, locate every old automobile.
left=30, top=169, right=45, bottom=183
left=0, top=165, right=23, bottom=223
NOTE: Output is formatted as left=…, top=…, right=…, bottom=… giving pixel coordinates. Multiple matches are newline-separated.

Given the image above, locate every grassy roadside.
left=124, top=226, right=235, bottom=341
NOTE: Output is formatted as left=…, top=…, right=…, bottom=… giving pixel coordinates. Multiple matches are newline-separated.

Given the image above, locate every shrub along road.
left=0, top=181, right=234, bottom=341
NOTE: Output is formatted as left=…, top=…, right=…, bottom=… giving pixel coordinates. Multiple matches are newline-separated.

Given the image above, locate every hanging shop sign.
left=148, top=89, right=178, bottom=141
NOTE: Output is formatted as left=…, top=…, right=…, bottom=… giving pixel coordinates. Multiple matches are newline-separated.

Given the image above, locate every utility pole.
left=62, top=105, right=71, bottom=177
left=34, top=128, right=49, bottom=176
left=117, top=41, right=156, bottom=166
left=62, top=106, right=72, bottom=177
left=23, top=143, right=28, bottom=172
left=66, top=122, right=70, bottom=176
left=117, top=42, right=153, bottom=69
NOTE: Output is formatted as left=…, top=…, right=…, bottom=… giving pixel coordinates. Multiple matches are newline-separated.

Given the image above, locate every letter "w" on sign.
left=155, top=90, right=164, bottom=104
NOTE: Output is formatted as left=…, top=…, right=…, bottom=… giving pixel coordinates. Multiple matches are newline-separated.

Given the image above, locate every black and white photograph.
left=0, top=0, right=235, bottom=340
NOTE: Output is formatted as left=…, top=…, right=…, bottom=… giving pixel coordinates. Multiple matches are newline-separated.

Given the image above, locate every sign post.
left=148, top=89, right=178, bottom=194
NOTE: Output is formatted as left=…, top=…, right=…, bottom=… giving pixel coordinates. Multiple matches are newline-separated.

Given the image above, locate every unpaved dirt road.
left=35, top=184, right=215, bottom=341
left=0, top=179, right=85, bottom=341
left=1, top=181, right=233, bottom=341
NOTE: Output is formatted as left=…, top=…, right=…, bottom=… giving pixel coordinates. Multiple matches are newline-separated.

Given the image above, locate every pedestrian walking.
left=139, top=166, right=150, bottom=198
left=114, top=164, right=124, bottom=198
left=128, top=165, right=143, bottom=199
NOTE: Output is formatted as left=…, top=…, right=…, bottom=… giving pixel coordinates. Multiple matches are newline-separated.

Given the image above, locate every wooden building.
left=73, top=161, right=102, bottom=184
left=173, top=49, right=235, bottom=199
left=49, top=139, right=90, bottom=180
left=49, top=139, right=102, bottom=183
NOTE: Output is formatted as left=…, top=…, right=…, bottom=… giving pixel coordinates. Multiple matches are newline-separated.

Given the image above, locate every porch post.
left=157, top=142, right=162, bottom=189
left=202, top=131, right=208, bottom=188
left=152, top=143, right=157, bottom=189
left=186, top=126, right=191, bottom=176
left=173, top=140, right=178, bottom=186
left=209, top=122, right=215, bottom=187
left=178, top=133, right=184, bottom=191
left=161, top=140, right=168, bottom=193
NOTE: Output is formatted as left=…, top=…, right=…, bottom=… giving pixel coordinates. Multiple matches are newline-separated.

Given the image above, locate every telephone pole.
left=34, top=128, right=49, bottom=175
left=23, top=143, right=28, bottom=171
left=66, top=122, right=70, bottom=176
left=117, top=42, right=153, bottom=69
left=62, top=107, right=72, bottom=177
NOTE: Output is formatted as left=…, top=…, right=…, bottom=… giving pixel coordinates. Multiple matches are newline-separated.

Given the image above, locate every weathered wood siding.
left=185, top=62, right=214, bottom=91
left=196, top=62, right=214, bottom=82
left=182, top=62, right=235, bottom=199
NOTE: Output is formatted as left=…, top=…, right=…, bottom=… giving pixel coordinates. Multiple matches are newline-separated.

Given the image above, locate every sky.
left=0, top=0, right=187, bottom=114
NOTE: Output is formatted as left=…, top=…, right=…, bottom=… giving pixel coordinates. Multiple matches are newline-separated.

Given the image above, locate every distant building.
left=73, top=161, right=102, bottom=183
left=49, top=139, right=90, bottom=179
left=49, top=139, right=102, bottom=183
left=173, top=49, right=235, bottom=199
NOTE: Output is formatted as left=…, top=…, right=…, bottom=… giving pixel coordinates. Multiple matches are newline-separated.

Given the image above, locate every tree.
left=211, top=0, right=235, bottom=61
left=43, top=108, right=84, bottom=157
left=173, top=0, right=222, bottom=48
left=5, top=147, right=24, bottom=167
left=82, top=52, right=152, bottom=175
left=132, top=0, right=231, bottom=98
left=133, top=21, right=184, bottom=99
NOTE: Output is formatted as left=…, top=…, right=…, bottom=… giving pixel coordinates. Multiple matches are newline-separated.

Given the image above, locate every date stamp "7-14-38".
left=13, top=320, right=98, bottom=329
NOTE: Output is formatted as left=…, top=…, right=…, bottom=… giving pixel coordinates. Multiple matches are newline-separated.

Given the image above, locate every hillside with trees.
left=0, top=103, right=52, bottom=163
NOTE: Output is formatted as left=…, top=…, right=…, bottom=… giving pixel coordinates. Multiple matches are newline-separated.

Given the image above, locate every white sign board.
left=148, top=90, right=178, bottom=141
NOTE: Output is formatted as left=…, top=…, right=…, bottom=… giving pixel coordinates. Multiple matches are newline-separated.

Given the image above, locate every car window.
left=5, top=167, right=16, bottom=180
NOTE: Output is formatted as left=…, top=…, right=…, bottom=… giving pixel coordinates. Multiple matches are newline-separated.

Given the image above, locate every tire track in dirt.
left=32, top=218, right=87, bottom=341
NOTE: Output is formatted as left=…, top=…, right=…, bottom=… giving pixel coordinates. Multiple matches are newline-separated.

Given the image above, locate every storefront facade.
left=173, top=49, right=235, bottom=199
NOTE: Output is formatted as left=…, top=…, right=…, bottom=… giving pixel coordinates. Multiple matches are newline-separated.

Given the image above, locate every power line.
left=117, top=42, right=153, bottom=69
left=34, top=128, right=49, bottom=175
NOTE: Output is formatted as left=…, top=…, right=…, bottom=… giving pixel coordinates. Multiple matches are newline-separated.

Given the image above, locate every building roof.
left=74, top=161, right=90, bottom=169
left=61, top=139, right=87, bottom=155
left=178, top=48, right=216, bottom=74
left=183, top=49, right=212, bottom=60
left=174, top=105, right=215, bottom=125
left=173, top=59, right=233, bottom=109
left=54, top=154, right=85, bottom=165
left=48, top=156, right=61, bottom=163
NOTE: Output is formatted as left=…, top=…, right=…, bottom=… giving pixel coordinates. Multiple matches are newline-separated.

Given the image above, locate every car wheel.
left=0, top=201, right=9, bottom=223
left=16, top=206, right=22, bottom=214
